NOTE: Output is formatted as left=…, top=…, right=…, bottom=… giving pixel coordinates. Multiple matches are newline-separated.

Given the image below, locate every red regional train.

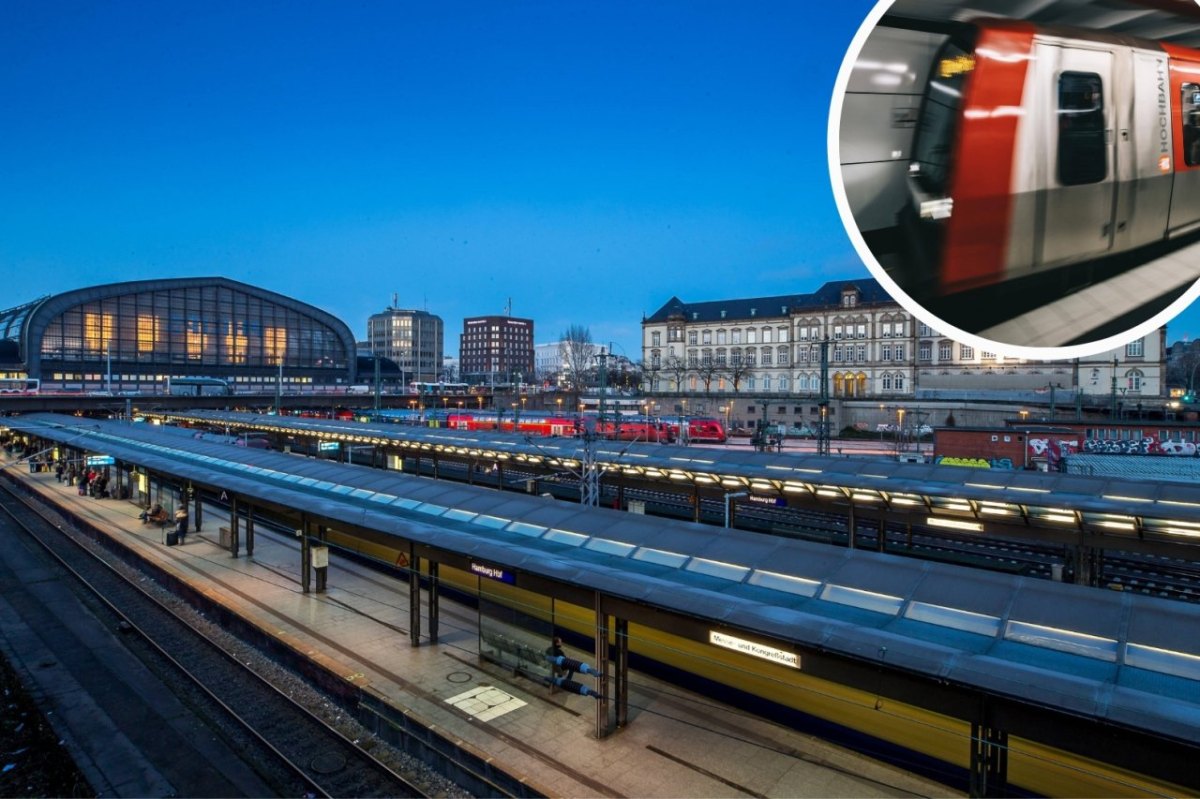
left=660, top=416, right=728, bottom=444
left=444, top=412, right=672, bottom=442
left=905, top=19, right=1200, bottom=299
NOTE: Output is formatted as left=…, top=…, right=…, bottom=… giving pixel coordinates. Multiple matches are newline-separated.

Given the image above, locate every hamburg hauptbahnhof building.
left=0, top=277, right=359, bottom=393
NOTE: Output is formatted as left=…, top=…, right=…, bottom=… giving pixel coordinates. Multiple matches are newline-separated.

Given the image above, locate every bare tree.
left=560, top=325, right=598, bottom=408
left=696, top=359, right=721, bottom=394
left=724, top=352, right=754, bottom=395
left=639, top=358, right=660, bottom=394
left=661, top=354, right=688, bottom=394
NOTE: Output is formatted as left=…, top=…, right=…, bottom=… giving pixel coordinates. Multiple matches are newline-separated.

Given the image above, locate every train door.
left=1038, top=44, right=1117, bottom=266
left=1166, top=48, right=1200, bottom=235
left=1120, top=49, right=1173, bottom=249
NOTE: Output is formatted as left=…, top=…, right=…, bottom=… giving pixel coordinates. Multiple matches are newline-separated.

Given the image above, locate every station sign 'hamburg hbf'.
left=470, top=561, right=516, bottom=584
left=709, top=630, right=800, bottom=669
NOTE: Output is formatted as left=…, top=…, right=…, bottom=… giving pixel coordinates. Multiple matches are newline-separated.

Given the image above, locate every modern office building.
left=460, top=315, right=535, bottom=386
left=365, top=304, right=444, bottom=384
left=0, top=277, right=357, bottom=393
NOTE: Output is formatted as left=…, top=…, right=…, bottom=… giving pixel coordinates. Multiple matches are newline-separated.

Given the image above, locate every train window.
left=1057, top=72, right=1106, bottom=186
left=1182, top=83, right=1200, bottom=167
left=912, top=39, right=972, bottom=194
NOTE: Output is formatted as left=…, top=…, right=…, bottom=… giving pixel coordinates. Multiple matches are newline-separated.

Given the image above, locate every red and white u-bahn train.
left=906, top=19, right=1200, bottom=298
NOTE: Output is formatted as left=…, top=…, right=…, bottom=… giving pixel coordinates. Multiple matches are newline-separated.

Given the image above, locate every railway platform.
left=2, top=456, right=955, bottom=799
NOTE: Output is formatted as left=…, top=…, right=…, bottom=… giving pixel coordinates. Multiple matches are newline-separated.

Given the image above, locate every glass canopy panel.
left=905, top=601, right=1001, bottom=637
left=632, top=548, right=689, bottom=568
left=506, top=521, right=547, bottom=537
left=819, top=584, right=903, bottom=616
left=584, top=538, right=637, bottom=557
left=1004, top=620, right=1117, bottom=661
left=746, top=570, right=821, bottom=597
left=1124, top=643, right=1200, bottom=681
left=543, top=528, right=588, bottom=547
left=685, top=558, right=751, bottom=582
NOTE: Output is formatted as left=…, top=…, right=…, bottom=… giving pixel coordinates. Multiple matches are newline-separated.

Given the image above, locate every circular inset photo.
left=830, top=0, right=1200, bottom=358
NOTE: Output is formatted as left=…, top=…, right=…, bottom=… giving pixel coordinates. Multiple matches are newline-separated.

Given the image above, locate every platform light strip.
left=926, top=516, right=983, bottom=532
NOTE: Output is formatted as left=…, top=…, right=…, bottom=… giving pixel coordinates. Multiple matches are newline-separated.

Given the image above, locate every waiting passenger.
left=544, top=637, right=600, bottom=680
left=548, top=676, right=601, bottom=699
left=140, top=503, right=167, bottom=525
left=174, top=507, right=189, bottom=542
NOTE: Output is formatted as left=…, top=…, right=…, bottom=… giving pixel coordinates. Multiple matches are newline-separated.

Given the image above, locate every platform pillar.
left=408, top=542, right=421, bottom=646
left=847, top=503, right=856, bottom=549
left=315, top=524, right=327, bottom=593
left=428, top=561, right=439, bottom=644
left=615, top=617, right=629, bottom=729
left=877, top=517, right=887, bottom=553
left=191, top=485, right=201, bottom=531
left=229, top=495, right=240, bottom=556
left=594, top=593, right=611, bottom=739
left=969, top=721, right=1008, bottom=797
left=245, top=504, right=255, bottom=556
left=300, top=513, right=311, bottom=593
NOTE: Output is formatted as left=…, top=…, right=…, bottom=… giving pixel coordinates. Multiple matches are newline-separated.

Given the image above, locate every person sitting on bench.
left=140, top=503, right=168, bottom=525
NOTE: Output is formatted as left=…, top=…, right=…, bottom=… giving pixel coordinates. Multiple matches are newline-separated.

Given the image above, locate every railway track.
left=0, top=479, right=428, bottom=798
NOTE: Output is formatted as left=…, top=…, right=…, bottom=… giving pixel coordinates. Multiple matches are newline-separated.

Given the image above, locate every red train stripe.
left=940, top=21, right=1035, bottom=295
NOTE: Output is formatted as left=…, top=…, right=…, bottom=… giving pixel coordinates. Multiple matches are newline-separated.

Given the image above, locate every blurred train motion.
left=842, top=18, right=1200, bottom=303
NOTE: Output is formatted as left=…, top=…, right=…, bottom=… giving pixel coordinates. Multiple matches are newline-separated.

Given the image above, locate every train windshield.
left=912, top=36, right=975, bottom=195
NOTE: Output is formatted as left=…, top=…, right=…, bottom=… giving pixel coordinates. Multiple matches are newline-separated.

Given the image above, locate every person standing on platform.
left=54, top=461, right=64, bottom=483
left=174, top=506, right=189, bottom=543
left=546, top=636, right=567, bottom=678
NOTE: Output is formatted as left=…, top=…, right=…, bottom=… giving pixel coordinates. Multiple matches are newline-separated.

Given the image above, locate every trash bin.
left=166, top=531, right=179, bottom=546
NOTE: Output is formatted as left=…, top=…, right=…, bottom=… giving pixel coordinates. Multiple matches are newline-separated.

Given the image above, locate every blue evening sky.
left=3, top=1, right=1199, bottom=359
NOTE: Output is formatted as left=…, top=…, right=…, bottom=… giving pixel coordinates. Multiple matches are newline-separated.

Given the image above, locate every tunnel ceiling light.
left=1102, top=494, right=1153, bottom=503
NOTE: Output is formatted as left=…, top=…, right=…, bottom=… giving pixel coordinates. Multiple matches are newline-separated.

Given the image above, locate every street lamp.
left=724, top=490, right=749, bottom=528
left=896, top=408, right=906, bottom=453
left=556, top=397, right=563, bottom=415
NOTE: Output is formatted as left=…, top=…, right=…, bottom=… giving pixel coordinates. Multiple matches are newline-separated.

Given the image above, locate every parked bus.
left=0, top=377, right=40, bottom=395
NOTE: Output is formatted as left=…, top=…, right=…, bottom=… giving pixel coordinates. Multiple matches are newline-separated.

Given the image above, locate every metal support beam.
left=408, top=542, right=421, bottom=646
left=615, top=617, right=628, bottom=729
left=594, top=593, right=611, bottom=739
left=847, top=502, right=856, bottom=549
left=230, top=495, right=240, bottom=557
left=315, top=524, right=327, bottom=593
left=192, top=484, right=201, bottom=531
left=428, top=561, right=440, bottom=645
left=246, top=505, right=255, bottom=556
left=877, top=517, right=887, bottom=553
left=969, top=722, right=1009, bottom=798
left=300, top=513, right=311, bottom=593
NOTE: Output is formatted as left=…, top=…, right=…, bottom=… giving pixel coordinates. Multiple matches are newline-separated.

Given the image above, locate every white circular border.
left=826, top=0, right=1200, bottom=361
